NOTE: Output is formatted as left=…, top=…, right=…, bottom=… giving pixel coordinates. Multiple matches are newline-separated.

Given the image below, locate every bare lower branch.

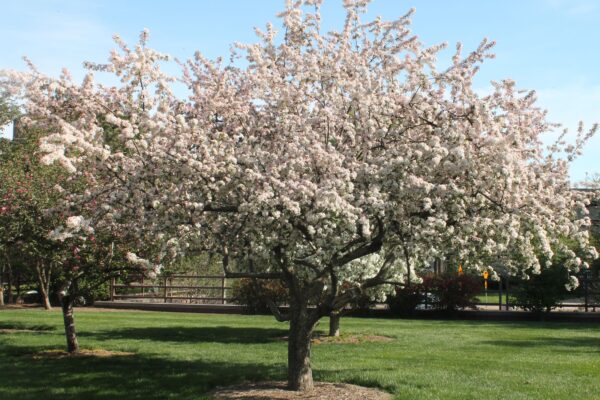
left=203, top=204, right=238, bottom=212
left=332, top=217, right=385, bottom=267
left=265, top=298, right=291, bottom=322
left=224, top=271, right=285, bottom=279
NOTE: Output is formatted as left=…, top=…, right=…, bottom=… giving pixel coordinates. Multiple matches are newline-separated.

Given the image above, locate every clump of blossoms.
left=2, top=0, right=598, bottom=391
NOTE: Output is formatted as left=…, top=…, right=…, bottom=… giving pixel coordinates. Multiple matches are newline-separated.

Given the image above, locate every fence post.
left=110, top=277, right=115, bottom=301
left=505, top=276, right=510, bottom=311
left=221, top=276, right=226, bottom=305
left=498, top=276, right=503, bottom=311
left=141, top=276, right=145, bottom=298
left=163, top=276, right=168, bottom=303
left=584, top=271, right=589, bottom=313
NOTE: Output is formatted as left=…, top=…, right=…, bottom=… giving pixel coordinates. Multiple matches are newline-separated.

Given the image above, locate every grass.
left=475, top=291, right=517, bottom=304
left=1, top=308, right=599, bottom=399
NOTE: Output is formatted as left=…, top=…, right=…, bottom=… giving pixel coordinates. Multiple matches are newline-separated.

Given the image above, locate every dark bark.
left=328, top=312, right=341, bottom=337
left=287, top=300, right=317, bottom=391
left=402, top=243, right=412, bottom=288
left=60, top=295, right=79, bottom=353
left=15, top=273, right=21, bottom=300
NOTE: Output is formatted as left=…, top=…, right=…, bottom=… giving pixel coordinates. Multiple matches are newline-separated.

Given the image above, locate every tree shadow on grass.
left=87, top=326, right=289, bottom=344
left=481, top=336, right=600, bottom=352
left=0, top=321, right=56, bottom=331
left=0, top=343, right=284, bottom=400
left=314, top=371, right=399, bottom=394
left=421, top=319, right=600, bottom=331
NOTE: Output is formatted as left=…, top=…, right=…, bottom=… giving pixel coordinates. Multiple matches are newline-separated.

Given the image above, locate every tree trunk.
left=328, top=312, right=341, bottom=337
left=287, top=301, right=317, bottom=391
left=403, top=244, right=412, bottom=288
left=15, top=273, right=21, bottom=301
left=35, top=261, right=52, bottom=310
left=40, top=287, right=52, bottom=310
left=60, top=295, right=79, bottom=353
left=0, top=263, right=4, bottom=306
left=6, top=259, right=13, bottom=304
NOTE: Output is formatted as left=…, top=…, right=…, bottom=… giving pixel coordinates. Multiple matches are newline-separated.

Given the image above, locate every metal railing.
left=109, top=274, right=236, bottom=304
left=474, top=273, right=600, bottom=312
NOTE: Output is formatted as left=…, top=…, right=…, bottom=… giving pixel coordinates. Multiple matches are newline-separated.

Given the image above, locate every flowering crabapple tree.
left=0, top=124, right=156, bottom=353
left=40, top=132, right=165, bottom=354
left=49, top=223, right=159, bottom=353
left=4, top=0, right=598, bottom=390
left=0, top=90, right=19, bottom=128
left=0, top=91, right=20, bottom=305
left=0, top=127, right=68, bottom=310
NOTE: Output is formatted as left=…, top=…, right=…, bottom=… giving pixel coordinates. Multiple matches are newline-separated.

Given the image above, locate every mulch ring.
left=209, top=381, right=392, bottom=400
left=311, top=333, right=392, bottom=345
left=277, top=333, right=393, bottom=345
left=32, top=349, right=135, bottom=359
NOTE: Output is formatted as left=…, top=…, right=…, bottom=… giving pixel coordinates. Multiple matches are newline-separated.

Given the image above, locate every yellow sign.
left=483, top=271, right=489, bottom=280
left=458, top=265, right=463, bottom=276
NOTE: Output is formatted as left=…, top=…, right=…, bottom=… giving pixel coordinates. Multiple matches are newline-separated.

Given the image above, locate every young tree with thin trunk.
left=0, top=129, right=66, bottom=309
left=35, top=260, right=52, bottom=310
left=0, top=114, right=153, bottom=350
left=0, top=91, right=20, bottom=306
left=4, top=0, right=598, bottom=390
left=48, top=227, right=158, bottom=353
left=0, top=255, right=8, bottom=306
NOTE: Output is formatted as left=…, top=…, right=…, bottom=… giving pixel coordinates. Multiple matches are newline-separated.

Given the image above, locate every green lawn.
left=1, top=308, right=599, bottom=400
left=475, top=291, right=517, bottom=304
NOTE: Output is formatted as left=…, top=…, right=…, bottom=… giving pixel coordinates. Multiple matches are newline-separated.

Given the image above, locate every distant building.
left=588, top=195, right=600, bottom=235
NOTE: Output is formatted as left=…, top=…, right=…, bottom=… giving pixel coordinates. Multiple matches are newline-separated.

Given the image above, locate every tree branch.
left=221, top=246, right=284, bottom=279
left=203, top=204, right=238, bottom=213
left=332, top=217, right=385, bottom=267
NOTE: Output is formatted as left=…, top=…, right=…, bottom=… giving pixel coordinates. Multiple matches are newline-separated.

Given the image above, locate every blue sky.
left=1, top=0, right=599, bottom=182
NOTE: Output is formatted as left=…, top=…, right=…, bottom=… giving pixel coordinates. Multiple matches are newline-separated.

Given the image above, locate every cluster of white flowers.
left=126, top=252, right=163, bottom=278
left=48, top=215, right=94, bottom=242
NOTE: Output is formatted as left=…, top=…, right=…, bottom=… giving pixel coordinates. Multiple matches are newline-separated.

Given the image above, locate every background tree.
left=48, top=225, right=158, bottom=353
left=4, top=0, right=598, bottom=391
left=0, top=110, right=156, bottom=351
left=0, top=90, right=20, bottom=306
left=0, top=90, right=19, bottom=127
left=0, top=126, right=68, bottom=309
left=514, top=264, right=570, bottom=317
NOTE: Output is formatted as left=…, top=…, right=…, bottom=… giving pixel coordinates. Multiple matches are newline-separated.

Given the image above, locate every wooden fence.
left=108, top=271, right=600, bottom=312
left=109, top=274, right=236, bottom=304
